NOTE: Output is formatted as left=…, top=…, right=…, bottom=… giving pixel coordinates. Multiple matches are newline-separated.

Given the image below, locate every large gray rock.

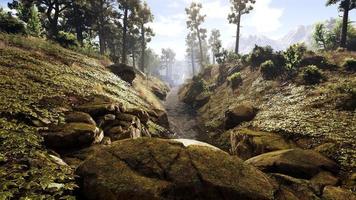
left=245, top=149, right=339, bottom=179
left=76, top=138, right=277, bottom=200
left=108, top=64, right=136, bottom=84
left=41, top=123, right=103, bottom=150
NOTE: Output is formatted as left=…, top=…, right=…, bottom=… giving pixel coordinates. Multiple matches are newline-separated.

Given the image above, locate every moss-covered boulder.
left=246, top=149, right=339, bottom=179
left=108, top=64, right=136, bottom=84
left=76, top=138, right=277, bottom=200
left=65, top=111, right=96, bottom=125
left=41, top=123, right=103, bottom=150
left=230, top=129, right=296, bottom=160
left=224, top=103, right=258, bottom=130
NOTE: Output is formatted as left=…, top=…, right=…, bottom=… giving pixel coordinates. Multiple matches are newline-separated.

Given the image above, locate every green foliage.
left=283, top=43, right=307, bottom=70
left=248, top=45, right=274, bottom=69
left=313, top=23, right=338, bottom=51
left=228, top=72, right=243, bottom=89
left=0, top=119, right=77, bottom=199
left=27, top=5, right=42, bottom=37
left=260, top=60, right=283, bottom=80
left=302, top=65, right=324, bottom=85
left=0, top=9, right=26, bottom=34
left=55, top=31, right=78, bottom=48
left=342, top=57, right=356, bottom=71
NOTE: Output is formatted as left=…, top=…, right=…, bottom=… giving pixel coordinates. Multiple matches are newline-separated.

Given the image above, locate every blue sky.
left=1, top=0, right=355, bottom=59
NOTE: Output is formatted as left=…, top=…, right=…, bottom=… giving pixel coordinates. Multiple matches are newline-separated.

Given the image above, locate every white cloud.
left=149, top=14, right=186, bottom=37
left=246, top=0, right=284, bottom=33
left=202, top=1, right=229, bottom=20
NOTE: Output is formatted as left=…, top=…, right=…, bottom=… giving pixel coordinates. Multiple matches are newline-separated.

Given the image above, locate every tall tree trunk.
left=340, top=0, right=350, bottom=48
left=99, top=29, right=105, bottom=54
left=74, top=4, right=84, bottom=46
left=235, top=11, right=241, bottom=54
left=197, top=30, right=204, bottom=68
left=213, top=53, right=216, bottom=64
left=132, top=51, right=136, bottom=68
left=122, top=8, right=128, bottom=64
left=140, top=23, right=145, bottom=72
left=191, top=47, right=195, bottom=76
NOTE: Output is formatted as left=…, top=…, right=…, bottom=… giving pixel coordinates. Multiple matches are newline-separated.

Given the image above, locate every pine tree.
left=228, top=0, right=255, bottom=54
left=27, top=5, right=42, bottom=37
left=186, top=2, right=207, bottom=68
left=326, top=0, right=356, bottom=48
left=208, top=29, right=222, bottom=64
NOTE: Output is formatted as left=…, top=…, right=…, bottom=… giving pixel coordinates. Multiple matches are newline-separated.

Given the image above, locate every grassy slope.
left=0, top=33, right=165, bottom=199
left=197, top=52, right=356, bottom=171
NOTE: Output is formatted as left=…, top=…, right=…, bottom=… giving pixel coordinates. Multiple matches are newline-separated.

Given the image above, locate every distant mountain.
left=237, top=24, right=315, bottom=53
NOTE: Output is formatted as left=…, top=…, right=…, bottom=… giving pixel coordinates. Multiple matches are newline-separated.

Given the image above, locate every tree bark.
left=197, top=29, right=204, bottom=68
left=191, top=47, right=195, bottom=76
left=132, top=51, right=136, bottom=68
left=235, top=11, right=241, bottom=54
left=340, top=0, right=350, bottom=48
left=140, top=23, right=145, bottom=72
left=122, top=8, right=128, bottom=64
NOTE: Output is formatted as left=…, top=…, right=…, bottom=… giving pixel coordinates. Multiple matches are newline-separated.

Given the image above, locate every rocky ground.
left=0, top=33, right=355, bottom=200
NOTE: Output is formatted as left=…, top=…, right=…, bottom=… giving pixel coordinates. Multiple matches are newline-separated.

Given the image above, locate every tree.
left=89, top=0, right=117, bottom=54
left=161, top=48, right=176, bottom=81
left=137, top=1, right=154, bottom=72
left=22, top=0, right=72, bottom=38
left=117, top=0, right=141, bottom=64
left=313, top=23, right=337, bottom=50
left=228, top=0, right=255, bottom=54
left=27, top=5, right=42, bottom=36
left=208, top=29, right=222, bottom=64
left=186, top=33, right=198, bottom=76
left=326, top=0, right=356, bottom=48
left=186, top=2, right=207, bottom=67
left=8, top=0, right=33, bottom=23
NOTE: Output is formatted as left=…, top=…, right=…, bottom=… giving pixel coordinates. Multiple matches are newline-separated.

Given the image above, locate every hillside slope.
left=0, top=34, right=168, bottom=199
left=179, top=51, right=356, bottom=188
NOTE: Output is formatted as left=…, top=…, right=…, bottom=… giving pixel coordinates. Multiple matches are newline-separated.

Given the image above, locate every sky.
left=1, top=0, right=355, bottom=60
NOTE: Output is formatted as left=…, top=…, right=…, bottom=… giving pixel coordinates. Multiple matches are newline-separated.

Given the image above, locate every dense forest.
left=0, top=0, right=355, bottom=199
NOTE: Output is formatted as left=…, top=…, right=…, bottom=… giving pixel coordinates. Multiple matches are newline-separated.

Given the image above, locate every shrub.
left=342, top=58, right=356, bottom=72
left=0, top=11, right=26, bottom=34
left=228, top=72, right=243, bottom=89
left=248, top=45, right=274, bottom=69
left=54, top=31, right=78, bottom=47
left=302, top=65, right=323, bottom=85
left=261, top=60, right=282, bottom=80
left=284, top=43, right=307, bottom=70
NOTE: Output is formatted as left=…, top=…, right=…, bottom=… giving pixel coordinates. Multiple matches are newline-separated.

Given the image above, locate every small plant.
left=228, top=72, right=243, bottom=89
left=284, top=43, right=307, bottom=70
left=342, top=58, right=356, bottom=72
left=248, top=45, right=274, bottom=69
left=302, top=65, right=323, bottom=85
left=54, top=31, right=78, bottom=48
left=260, top=60, right=283, bottom=80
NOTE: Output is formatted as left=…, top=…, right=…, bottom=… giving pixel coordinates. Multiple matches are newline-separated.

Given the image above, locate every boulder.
left=125, top=108, right=149, bottom=124
left=76, top=101, right=121, bottom=118
left=149, top=109, right=170, bottom=129
left=310, top=171, right=339, bottom=193
left=245, top=149, right=339, bottom=179
left=151, top=85, right=168, bottom=100
left=193, top=92, right=210, bottom=108
left=76, top=138, right=277, bottom=200
left=179, top=77, right=206, bottom=105
left=108, top=64, right=136, bottom=84
left=224, top=103, right=258, bottom=130
left=230, top=129, right=295, bottom=160
left=41, top=123, right=103, bottom=150
left=65, top=111, right=96, bottom=125
left=322, top=186, right=356, bottom=200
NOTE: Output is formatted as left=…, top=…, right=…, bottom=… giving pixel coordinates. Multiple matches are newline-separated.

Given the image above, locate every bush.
left=260, top=60, right=284, bottom=80
left=228, top=72, right=243, bottom=89
left=0, top=11, right=26, bottom=34
left=54, top=31, right=78, bottom=47
left=284, top=43, right=307, bottom=70
left=302, top=65, right=323, bottom=85
left=248, top=45, right=274, bottom=69
left=342, top=58, right=356, bottom=72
